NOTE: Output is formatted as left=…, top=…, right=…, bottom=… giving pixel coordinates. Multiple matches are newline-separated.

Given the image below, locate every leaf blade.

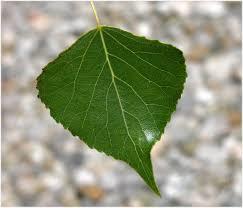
left=37, top=26, right=187, bottom=196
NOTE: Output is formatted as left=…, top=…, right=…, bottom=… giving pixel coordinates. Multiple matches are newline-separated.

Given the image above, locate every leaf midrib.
left=99, top=27, right=159, bottom=194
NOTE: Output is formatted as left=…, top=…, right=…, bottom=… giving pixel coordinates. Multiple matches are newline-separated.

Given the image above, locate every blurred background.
left=2, top=1, right=242, bottom=206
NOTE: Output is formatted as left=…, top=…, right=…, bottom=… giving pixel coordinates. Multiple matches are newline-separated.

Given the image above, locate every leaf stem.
left=90, top=0, right=101, bottom=27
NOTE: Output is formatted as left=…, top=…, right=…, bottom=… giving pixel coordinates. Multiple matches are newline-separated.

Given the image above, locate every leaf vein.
left=81, top=60, right=107, bottom=128
left=104, top=30, right=177, bottom=79
left=59, top=31, right=98, bottom=122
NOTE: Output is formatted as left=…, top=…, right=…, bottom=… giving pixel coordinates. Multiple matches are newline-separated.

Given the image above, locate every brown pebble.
left=78, top=185, right=105, bottom=201
left=187, top=44, right=209, bottom=61
left=228, top=111, right=241, bottom=127
left=28, top=11, right=50, bottom=31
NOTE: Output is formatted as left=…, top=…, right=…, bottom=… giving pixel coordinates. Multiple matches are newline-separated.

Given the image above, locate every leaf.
left=36, top=26, right=187, bottom=195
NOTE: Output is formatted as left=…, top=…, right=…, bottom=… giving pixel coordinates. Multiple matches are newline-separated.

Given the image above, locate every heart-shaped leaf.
left=37, top=26, right=187, bottom=195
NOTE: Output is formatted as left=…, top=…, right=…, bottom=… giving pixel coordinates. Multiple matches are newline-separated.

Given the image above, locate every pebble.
left=156, top=2, right=191, bottom=17
left=73, top=169, right=96, bottom=186
left=78, top=185, right=105, bottom=201
left=41, top=173, right=64, bottom=191
left=28, top=11, right=51, bottom=31
left=196, top=2, right=226, bottom=17
left=204, top=52, right=241, bottom=84
left=195, top=86, right=215, bottom=105
left=137, top=22, right=151, bottom=37
left=100, top=171, right=119, bottom=190
left=199, top=114, right=230, bottom=141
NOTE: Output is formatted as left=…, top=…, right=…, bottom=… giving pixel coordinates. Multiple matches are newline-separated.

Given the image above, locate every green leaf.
left=36, top=26, right=187, bottom=195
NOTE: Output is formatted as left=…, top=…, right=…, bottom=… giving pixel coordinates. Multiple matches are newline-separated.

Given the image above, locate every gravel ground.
left=2, top=1, right=242, bottom=206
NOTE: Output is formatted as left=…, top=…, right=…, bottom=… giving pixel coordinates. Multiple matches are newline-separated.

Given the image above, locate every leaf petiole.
left=90, top=0, right=101, bottom=27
